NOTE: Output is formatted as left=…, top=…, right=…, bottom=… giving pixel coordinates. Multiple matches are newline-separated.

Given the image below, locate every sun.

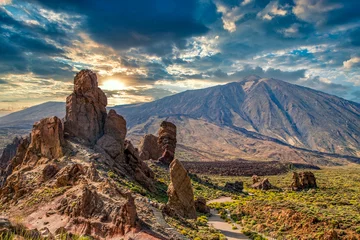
left=100, top=79, right=126, bottom=91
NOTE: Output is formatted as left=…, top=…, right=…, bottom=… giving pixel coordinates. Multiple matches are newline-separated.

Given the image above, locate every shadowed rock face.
left=167, top=159, right=196, bottom=219
left=138, top=134, right=162, bottom=160
left=0, top=137, right=29, bottom=187
left=104, top=109, right=127, bottom=142
left=195, top=197, right=210, bottom=214
left=0, top=137, right=21, bottom=169
left=27, top=116, right=65, bottom=161
left=291, top=171, right=317, bottom=191
left=158, top=121, right=177, bottom=165
left=64, top=70, right=107, bottom=145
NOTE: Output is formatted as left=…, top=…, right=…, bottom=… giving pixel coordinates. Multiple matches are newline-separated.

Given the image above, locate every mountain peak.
left=240, top=75, right=262, bottom=82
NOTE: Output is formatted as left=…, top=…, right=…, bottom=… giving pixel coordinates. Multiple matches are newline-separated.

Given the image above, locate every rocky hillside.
left=0, top=70, right=196, bottom=240
left=114, top=76, right=360, bottom=157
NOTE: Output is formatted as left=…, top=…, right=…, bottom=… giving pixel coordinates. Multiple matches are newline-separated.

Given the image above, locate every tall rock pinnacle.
left=64, top=70, right=107, bottom=145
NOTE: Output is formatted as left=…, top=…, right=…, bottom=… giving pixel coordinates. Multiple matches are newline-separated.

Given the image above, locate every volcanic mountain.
left=1, top=76, right=360, bottom=165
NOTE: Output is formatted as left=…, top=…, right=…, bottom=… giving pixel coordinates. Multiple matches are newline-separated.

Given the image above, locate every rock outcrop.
left=138, top=134, right=162, bottom=160
left=224, top=181, right=244, bottom=192
left=252, top=175, right=260, bottom=184
left=0, top=137, right=29, bottom=187
left=195, top=197, right=210, bottom=214
left=0, top=70, right=167, bottom=239
left=0, top=137, right=21, bottom=169
left=104, top=109, right=127, bottom=142
left=291, top=171, right=317, bottom=191
left=64, top=70, right=107, bottom=145
left=252, top=178, right=273, bottom=190
left=124, top=140, right=155, bottom=192
left=26, top=116, right=65, bottom=162
left=57, top=185, right=138, bottom=238
left=167, top=159, right=196, bottom=219
left=158, top=121, right=177, bottom=165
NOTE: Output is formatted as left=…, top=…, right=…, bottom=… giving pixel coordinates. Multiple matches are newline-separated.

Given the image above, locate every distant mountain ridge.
left=113, top=76, right=360, bottom=157
left=1, top=76, right=360, bottom=165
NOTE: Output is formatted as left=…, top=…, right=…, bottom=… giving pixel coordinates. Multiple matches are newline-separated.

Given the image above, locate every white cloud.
left=257, top=1, right=288, bottom=21
left=0, top=0, right=11, bottom=5
left=241, top=0, right=252, bottom=6
left=343, top=57, right=360, bottom=69
left=292, top=0, right=342, bottom=25
left=215, top=1, right=244, bottom=32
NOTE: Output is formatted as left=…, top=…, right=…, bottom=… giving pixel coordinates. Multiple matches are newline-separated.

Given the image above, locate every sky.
left=0, top=0, right=359, bottom=112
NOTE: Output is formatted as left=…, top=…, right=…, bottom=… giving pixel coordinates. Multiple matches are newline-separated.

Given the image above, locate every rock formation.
left=0, top=70, right=173, bottom=239
left=252, top=175, right=260, bottom=184
left=104, top=109, right=127, bottom=142
left=195, top=197, right=210, bottom=214
left=167, top=159, right=196, bottom=219
left=291, top=171, right=317, bottom=191
left=252, top=178, right=273, bottom=190
left=158, top=121, right=177, bottom=165
left=0, top=137, right=29, bottom=187
left=138, top=134, right=162, bottom=160
left=224, top=181, right=244, bottom=192
left=0, top=137, right=21, bottom=169
left=26, top=116, right=65, bottom=162
left=57, top=185, right=138, bottom=238
left=64, top=70, right=107, bottom=145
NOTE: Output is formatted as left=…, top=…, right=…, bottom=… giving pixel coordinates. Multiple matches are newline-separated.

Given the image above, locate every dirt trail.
left=207, top=197, right=250, bottom=240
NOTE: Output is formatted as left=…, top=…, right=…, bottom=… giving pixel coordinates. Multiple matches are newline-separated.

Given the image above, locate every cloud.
left=257, top=1, right=288, bottom=21
left=229, top=66, right=306, bottom=82
left=28, top=0, right=209, bottom=51
left=343, top=57, right=360, bottom=69
left=293, top=0, right=360, bottom=27
left=215, top=1, right=244, bottom=32
left=293, top=0, right=343, bottom=25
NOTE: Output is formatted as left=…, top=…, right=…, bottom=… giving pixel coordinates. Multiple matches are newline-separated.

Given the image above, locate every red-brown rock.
left=25, top=116, right=65, bottom=163
left=138, top=134, right=161, bottom=160
left=0, top=137, right=29, bottom=187
left=57, top=185, right=138, bottom=238
left=158, top=121, right=176, bottom=165
left=195, top=197, right=210, bottom=214
left=167, top=159, right=196, bottom=219
left=104, top=109, right=127, bottom=143
left=252, top=178, right=273, bottom=190
left=0, top=137, right=21, bottom=169
left=64, top=70, right=107, bottom=145
left=291, top=171, right=317, bottom=191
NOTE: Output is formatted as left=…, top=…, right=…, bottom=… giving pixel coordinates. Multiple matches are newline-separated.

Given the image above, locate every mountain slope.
left=114, top=76, right=360, bottom=157
left=0, top=102, right=65, bottom=127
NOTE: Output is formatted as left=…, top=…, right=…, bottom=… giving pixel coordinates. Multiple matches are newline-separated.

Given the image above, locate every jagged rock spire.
left=64, top=69, right=107, bottom=145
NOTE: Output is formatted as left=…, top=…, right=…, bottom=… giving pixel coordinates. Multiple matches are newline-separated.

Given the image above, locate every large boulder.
left=158, top=121, right=177, bottom=165
left=195, top=197, right=210, bottom=214
left=138, top=134, right=162, bottom=160
left=291, top=171, right=317, bottom=191
left=252, top=178, right=273, bottom=190
left=167, top=159, right=196, bottom=219
left=224, top=181, right=244, bottom=192
left=26, top=116, right=65, bottom=162
left=64, top=70, right=107, bottom=145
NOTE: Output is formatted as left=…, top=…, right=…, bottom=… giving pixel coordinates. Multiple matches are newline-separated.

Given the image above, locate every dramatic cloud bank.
left=0, top=0, right=359, bottom=111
